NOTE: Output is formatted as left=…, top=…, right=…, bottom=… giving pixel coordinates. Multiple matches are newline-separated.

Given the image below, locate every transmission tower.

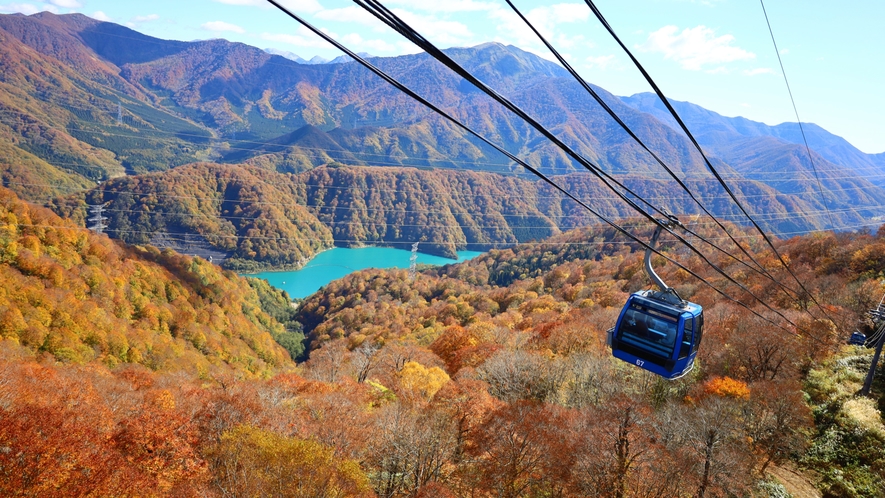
left=861, top=305, right=885, bottom=396
left=88, top=203, right=108, bottom=234
left=117, top=102, right=123, bottom=125
left=408, top=242, right=419, bottom=280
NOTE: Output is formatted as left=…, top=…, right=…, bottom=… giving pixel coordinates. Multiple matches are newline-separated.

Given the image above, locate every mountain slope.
left=31, top=13, right=740, bottom=180
left=53, top=163, right=562, bottom=263
left=52, top=163, right=335, bottom=271
left=0, top=186, right=293, bottom=375
left=621, top=93, right=885, bottom=184
left=52, top=162, right=851, bottom=270
left=0, top=12, right=214, bottom=199
left=709, top=136, right=883, bottom=213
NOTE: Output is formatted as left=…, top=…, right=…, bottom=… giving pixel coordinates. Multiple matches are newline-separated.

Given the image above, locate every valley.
left=0, top=8, right=882, bottom=498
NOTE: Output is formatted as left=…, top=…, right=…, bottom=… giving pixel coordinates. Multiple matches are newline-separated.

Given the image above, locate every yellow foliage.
left=841, top=398, right=885, bottom=438
left=146, top=389, right=176, bottom=412
left=398, top=361, right=450, bottom=400
left=0, top=187, right=292, bottom=376
left=207, top=425, right=372, bottom=497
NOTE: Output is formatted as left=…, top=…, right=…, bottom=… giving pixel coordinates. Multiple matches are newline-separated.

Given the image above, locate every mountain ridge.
left=51, top=162, right=843, bottom=271
left=0, top=12, right=881, bottom=240
left=621, top=92, right=885, bottom=182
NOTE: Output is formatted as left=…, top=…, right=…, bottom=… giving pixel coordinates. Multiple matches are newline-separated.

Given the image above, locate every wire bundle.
left=263, top=0, right=849, bottom=341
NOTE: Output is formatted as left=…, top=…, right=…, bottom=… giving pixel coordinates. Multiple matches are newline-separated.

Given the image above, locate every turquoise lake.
left=245, top=247, right=484, bottom=299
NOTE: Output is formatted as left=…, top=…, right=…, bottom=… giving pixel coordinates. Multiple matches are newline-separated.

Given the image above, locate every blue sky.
left=2, top=0, right=883, bottom=153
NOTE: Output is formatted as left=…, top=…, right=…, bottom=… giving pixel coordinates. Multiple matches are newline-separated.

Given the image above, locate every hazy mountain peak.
left=620, top=92, right=882, bottom=179
left=264, top=47, right=307, bottom=63
left=441, top=42, right=568, bottom=90
left=329, top=52, right=373, bottom=64
left=471, top=41, right=507, bottom=50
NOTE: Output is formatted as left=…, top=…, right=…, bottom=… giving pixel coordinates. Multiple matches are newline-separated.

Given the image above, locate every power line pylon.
left=860, top=306, right=885, bottom=396
left=88, top=202, right=109, bottom=234
left=408, top=242, right=419, bottom=281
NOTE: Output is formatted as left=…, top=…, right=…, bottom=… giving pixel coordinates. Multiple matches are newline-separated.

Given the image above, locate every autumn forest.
left=1, top=9, right=884, bottom=498
left=0, top=183, right=883, bottom=496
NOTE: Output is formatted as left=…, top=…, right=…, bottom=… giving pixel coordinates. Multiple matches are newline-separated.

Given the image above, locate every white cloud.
left=779, top=48, right=789, bottom=55
left=380, top=0, right=497, bottom=13
left=91, top=11, right=112, bottom=22
left=672, top=0, right=726, bottom=5
left=0, top=3, right=40, bottom=14
left=281, top=0, right=325, bottom=13
left=639, top=25, right=755, bottom=71
left=586, top=54, right=616, bottom=70
left=526, top=3, right=590, bottom=38
left=314, top=5, right=475, bottom=46
left=202, top=21, right=246, bottom=34
left=340, top=33, right=397, bottom=53
left=554, top=33, right=589, bottom=50
left=487, top=3, right=593, bottom=59
left=132, top=14, right=159, bottom=23
left=48, top=0, right=81, bottom=7
left=315, top=6, right=388, bottom=32
left=211, top=0, right=322, bottom=12
left=213, top=0, right=264, bottom=5
left=744, top=67, right=774, bottom=76
left=391, top=9, right=474, bottom=45
left=488, top=8, right=540, bottom=49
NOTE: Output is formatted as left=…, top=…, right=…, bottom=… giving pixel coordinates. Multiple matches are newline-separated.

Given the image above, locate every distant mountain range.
left=264, top=47, right=374, bottom=65
left=622, top=94, right=882, bottom=170
left=0, top=11, right=882, bottom=258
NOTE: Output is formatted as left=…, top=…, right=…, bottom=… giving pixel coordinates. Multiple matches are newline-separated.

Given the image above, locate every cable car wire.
left=758, top=0, right=834, bottom=230
left=265, top=0, right=824, bottom=341
left=502, top=0, right=808, bottom=305
left=581, top=0, right=836, bottom=326
left=343, top=0, right=832, bottom=331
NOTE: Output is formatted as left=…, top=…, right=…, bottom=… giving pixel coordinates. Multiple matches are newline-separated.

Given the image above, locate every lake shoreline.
left=242, top=246, right=484, bottom=299
left=231, top=242, right=490, bottom=275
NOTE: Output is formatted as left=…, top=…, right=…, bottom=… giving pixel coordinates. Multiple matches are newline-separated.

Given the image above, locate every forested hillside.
left=52, top=162, right=836, bottom=269
left=3, top=202, right=884, bottom=496
left=291, top=222, right=885, bottom=496
left=53, top=162, right=563, bottom=265
left=0, top=12, right=212, bottom=195
left=0, top=186, right=296, bottom=375
left=52, top=163, right=335, bottom=271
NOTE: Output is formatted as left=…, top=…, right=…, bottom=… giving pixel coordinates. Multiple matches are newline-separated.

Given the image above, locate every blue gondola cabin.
left=610, top=290, right=703, bottom=379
